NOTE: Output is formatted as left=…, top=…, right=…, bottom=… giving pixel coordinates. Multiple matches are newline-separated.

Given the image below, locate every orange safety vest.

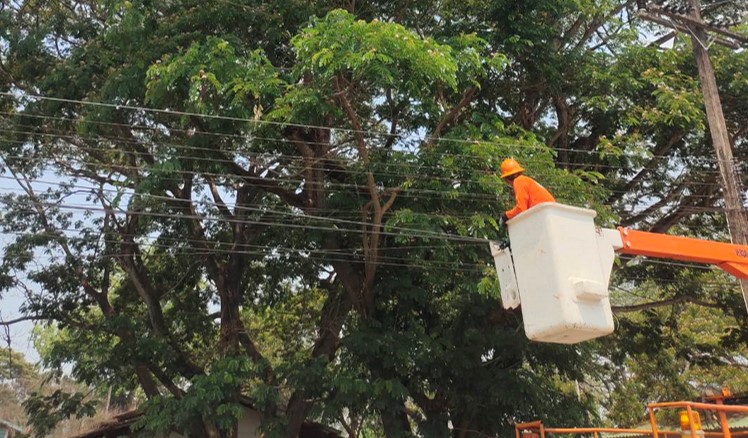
left=505, top=175, right=555, bottom=219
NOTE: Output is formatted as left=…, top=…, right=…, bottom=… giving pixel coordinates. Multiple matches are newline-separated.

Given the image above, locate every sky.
left=0, top=172, right=97, bottom=365
left=0, top=183, right=40, bottom=363
left=0, top=281, right=39, bottom=362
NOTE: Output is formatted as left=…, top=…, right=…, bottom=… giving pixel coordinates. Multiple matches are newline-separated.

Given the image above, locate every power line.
left=2, top=92, right=361, bottom=135
left=0, top=134, right=732, bottom=204
left=0, top=175, right=732, bottom=239
left=1, top=110, right=736, bottom=166
left=0, top=96, right=740, bottom=239
left=0, top=156, right=514, bottom=207
left=0, top=172, right=733, bottom=249
left=5, top=122, right=706, bottom=178
left=0, top=225, right=740, bottom=287
left=0, top=230, right=490, bottom=273
left=0, top=197, right=492, bottom=244
left=0, top=145, right=728, bottom=204
left=0, top=165, right=733, bottom=252
left=0, top=194, right=739, bottom=278
left=0, top=176, right=507, bottom=223
left=3, top=92, right=745, bottom=166
left=2, top=115, right=738, bottom=199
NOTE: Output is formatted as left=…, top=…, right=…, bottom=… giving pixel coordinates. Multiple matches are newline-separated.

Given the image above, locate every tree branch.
left=10, top=169, right=106, bottom=303
left=206, top=176, right=235, bottom=221
left=612, top=296, right=723, bottom=313
left=0, top=315, right=45, bottom=326
left=5, top=167, right=168, bottom=399
left=609, top=130, right=684, bottom=205
left=571, top=0, right=636, bottom=51
left=104, top=191, right=204, bottom=379
left=333, top=75, right=372, bottom=167
left=620, top=176, right=690, bottom=227
left=168, top=174, right=273, bottom=383
left=428, top=86, right=477, bottom=147
left=222, top=155, right=306, bottom=208
left=649, top=178, right=719, bottom=234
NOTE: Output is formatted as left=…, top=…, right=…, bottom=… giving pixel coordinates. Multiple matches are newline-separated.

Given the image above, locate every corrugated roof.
left=70, top=408, right=342, bottom=438
left=0, top=419, right=24, bottom=433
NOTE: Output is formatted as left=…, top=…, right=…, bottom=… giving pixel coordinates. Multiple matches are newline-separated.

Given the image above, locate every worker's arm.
left=505, top=178, right=529, bottom=219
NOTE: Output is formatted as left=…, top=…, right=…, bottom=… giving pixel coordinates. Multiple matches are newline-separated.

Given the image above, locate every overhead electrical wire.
left=3, top=123, right=703, bottom=180
left=1, top=91, right=744, bottom=166
left=0, top=122, right=719, bottom=185
left=0, top=124, right=733, bottom=193
left=0, top=151, right=728, bottom=210
left=0, top=195, right=493, bottom=244
left=16, top=245, right=741, bottom=292
left=0, top=224, right=740, bottom=288
left=0, top=175, right=732, bottom=231
left=0, top=93, right=745, bottom=280
left=0, top=110, right=733, bottom=166
left=0, top=132, right=731, bottom=201
left=0, top=153, right=514, bottom=205
left=0, top=186, right=741, bottom=282
left=2, top=113, right=737, bottom=209
left=0, top=173, right=733, bottom=250
left=0, top=176, right=505, bottom=224
left=0, top=231, right=490, bottom=273
left=2, top=113, right=738, bottom=204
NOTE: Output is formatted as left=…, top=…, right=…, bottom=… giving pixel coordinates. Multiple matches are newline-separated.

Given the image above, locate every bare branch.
left=222, top=155, right=306, bottom=208
left=206, top=176, right=235, bottom=220
left=337, top=415, right=358, bottom=438
left=428, top=86, right=477, bottom=147
left=649, top=178, right=719, bottom=234
left=649, top=30, right=678, bottom=47
left=609, top=130, right=685, bottom=205
left=0, top=315, right=45, bottom=326
left=620, top=177, right=689, bottom=227
left=645, top=5, right=748, bottom=46
left=382, top=187, right=402, bottom=213
left=638, top=11, right=740, bottom=49
left=731, top=121, right=748, bottom=144
left=333, top=76, right=370, bottom=161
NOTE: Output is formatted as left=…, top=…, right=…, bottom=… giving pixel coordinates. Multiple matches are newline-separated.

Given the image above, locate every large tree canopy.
left=1, top=1, right=747, bottom=437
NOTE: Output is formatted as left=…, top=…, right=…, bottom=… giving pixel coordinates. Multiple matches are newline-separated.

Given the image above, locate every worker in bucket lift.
left=499, top=158, right=555, bottom=226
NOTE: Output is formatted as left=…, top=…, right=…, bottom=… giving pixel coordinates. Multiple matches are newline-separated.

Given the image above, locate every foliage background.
left=0, top=0, right=747, bottom=437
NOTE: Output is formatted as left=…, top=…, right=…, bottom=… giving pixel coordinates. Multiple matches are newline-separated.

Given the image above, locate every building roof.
left=0, top=419, right=25, bottom=433
left=70, top=407, right=342, bottom=438
left=71, top=410, right=141, bottom=438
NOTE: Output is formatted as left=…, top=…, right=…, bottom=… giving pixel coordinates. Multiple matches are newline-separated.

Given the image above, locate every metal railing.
left=516, top=400, right=748, bottom=438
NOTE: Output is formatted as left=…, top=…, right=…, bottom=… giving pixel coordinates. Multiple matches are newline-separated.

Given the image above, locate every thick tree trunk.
left=285, top=392, right=312, bottom=438
left=381, top=407, right=413, bottom=438
left=283, top=278, right=356, bottom=437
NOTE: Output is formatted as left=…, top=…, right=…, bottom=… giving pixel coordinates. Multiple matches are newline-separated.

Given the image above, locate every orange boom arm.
left=618, top=227, right=748, bottom=279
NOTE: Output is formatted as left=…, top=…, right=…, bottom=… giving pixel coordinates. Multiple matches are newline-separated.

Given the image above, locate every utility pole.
left=637, top=0, right=748, bottom=309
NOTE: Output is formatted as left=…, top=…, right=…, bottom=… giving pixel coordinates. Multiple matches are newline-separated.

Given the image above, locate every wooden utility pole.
left=637, top=0, right=748, bottom=309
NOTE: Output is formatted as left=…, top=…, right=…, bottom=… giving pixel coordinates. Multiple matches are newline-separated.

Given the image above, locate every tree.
left=0, top=347, right=35, bottom=425
left=0, top=2, right=607, bottom=437
left=0, top=345, right=103, bottom=437
left=2, top=0, right=747, bottom=437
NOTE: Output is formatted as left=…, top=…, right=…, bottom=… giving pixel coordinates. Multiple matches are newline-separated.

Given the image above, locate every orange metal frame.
left=618, top=227, right=748, bottom=279
left=515, top=400, right=748, bottom=438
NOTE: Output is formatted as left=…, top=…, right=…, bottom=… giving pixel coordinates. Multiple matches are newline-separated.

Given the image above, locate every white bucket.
left=499, top=203, right=619, bottom=344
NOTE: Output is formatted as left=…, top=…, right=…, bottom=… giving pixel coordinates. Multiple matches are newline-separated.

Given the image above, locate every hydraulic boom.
left=617, top=227, right=748, bottom=279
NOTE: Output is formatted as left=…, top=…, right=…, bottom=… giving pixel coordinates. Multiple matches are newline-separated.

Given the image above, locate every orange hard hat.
left=500, top=158, right=524, bottom=178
